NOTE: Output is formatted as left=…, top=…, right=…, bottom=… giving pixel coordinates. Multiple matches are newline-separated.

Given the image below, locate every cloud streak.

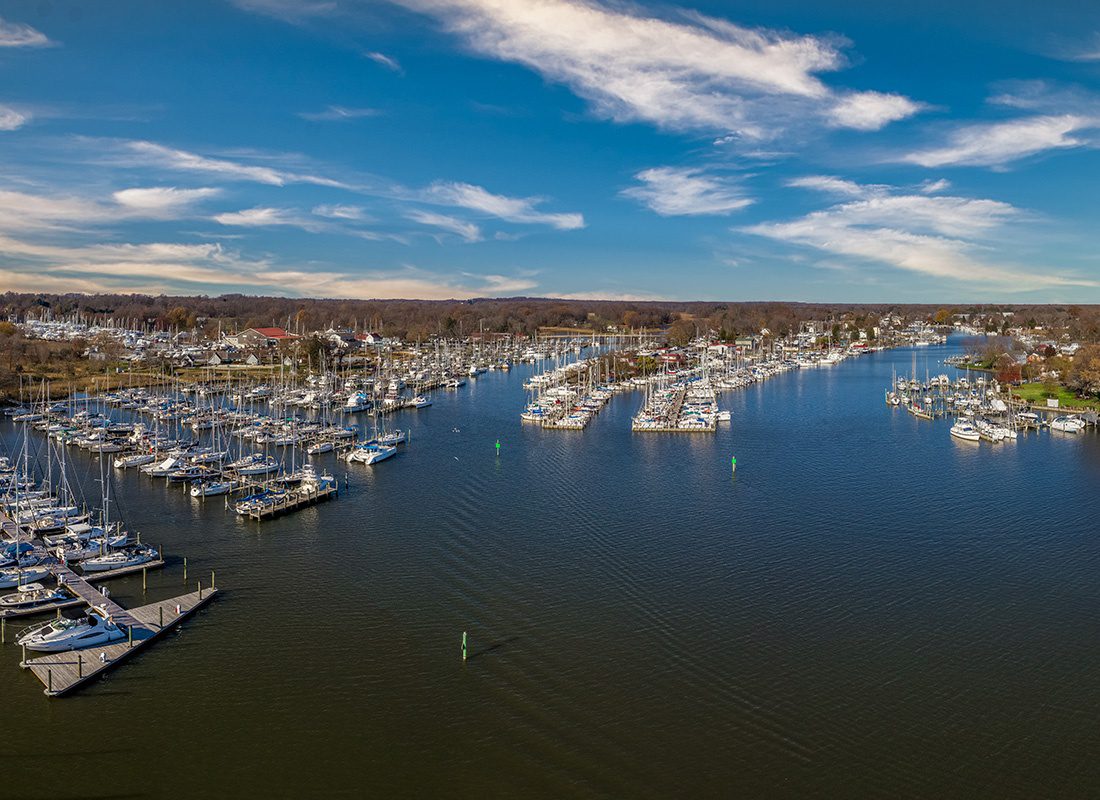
left=745, top=180, right=1094, bottom=290
left=425, top=180, right=584, bottom=229
left=389, top=0, right=922, bottom=138
left=900, top=115, right=1093, bottom=168
left=0, top=17, right=51, bottom=47
left=622, top=167, right=752, bottom=216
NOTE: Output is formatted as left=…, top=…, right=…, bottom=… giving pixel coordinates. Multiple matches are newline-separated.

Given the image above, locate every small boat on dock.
left=0, top=582, right=72, bottom=611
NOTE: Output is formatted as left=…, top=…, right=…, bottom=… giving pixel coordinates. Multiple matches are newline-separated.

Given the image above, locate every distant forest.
left=3, top=292, right=1100, bottom=342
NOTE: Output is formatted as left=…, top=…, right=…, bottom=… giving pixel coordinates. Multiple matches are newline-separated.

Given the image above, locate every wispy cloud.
left=298, top=105, right=381, bottom=121
left=116, top=140, right=352, bottom=188
left=112, top=187, right=221, bottom=216
left=213, top=206, right=329, bottom=232
left=365, top=50, right=403, bottom=72
left=786, top=175, right=878, bottom=198
left=0, top=105, right=28, bottom=131
left=231, top=0, right=337, bottom=22
left=0, top=17, right=52, bottom=48
left=827, top=91, right=924, bottom=131
left=622, top=167, right=752, bottom=216
left=0, top=231, right=535, bottom=299
left=388, top=0, right=922, bottom=138
left=899, top=115, right=1093, bottom=168
left=312, top=204, right=369, bottom=220
left=425, top=181, right=584, bottom=230
left=745, top=181, right=1094, bottom=289
left=406, top=209, right=482, bottom=242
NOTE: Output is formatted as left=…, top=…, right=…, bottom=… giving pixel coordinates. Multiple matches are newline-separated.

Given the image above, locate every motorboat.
left=0, top=582, right=72, bottom=611
left=18, top=605, right=126, bottom=652
left=412, top=395, right=432, bottom=408
left=190, top=480, right=236, bottom=497
left=231, top=454, right=281, bottom=476
left=1051, top=416, right=1086, bottom=433
left=306, top=441, right=334, bottom=455
left=950, top=421, right=981, bottom=442
left=0, top=565, right=50, bottom=589
left=345, top=443, right=397, bottom=465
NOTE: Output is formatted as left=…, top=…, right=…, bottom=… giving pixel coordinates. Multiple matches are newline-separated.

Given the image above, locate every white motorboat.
left=412, top=395, right=432, bottom=408
left=375, top=430, right=407, bottom=446
left=950, top=421, right=981, bottom=442
left=1051, top=416, right=1086, bottom=433
left=0, top=582, right=71, bottom=610
left=190, top=480, right=235, bottom=497
left=18, top=605, right=126, bottom=652
left=306, top=441, right=334, bottom=455
left=80, top=546, right=159, bottom=573
left=345, top=443, right=397, bottom=465
left=231, top=455, right=280, bottom=475
left=0, top=565, right=50, bottom=589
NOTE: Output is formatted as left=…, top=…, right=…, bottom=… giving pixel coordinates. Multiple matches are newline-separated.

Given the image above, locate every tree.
left=667, top=318, right=695, bottom=347
left=933, top=307, right=952, bottom=325
left=1068, top=344, right=1100, bottom=398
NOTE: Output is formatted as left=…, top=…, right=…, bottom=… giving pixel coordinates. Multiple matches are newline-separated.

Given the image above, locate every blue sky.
left=2, top=0, right=1100, bottom=302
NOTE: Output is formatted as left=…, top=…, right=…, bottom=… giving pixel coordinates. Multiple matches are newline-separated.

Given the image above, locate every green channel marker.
left=462, top=631, right=468, bottom=661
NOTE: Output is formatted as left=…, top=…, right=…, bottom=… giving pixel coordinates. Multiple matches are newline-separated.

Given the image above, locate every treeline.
left=3, top=292, right=1100, bottom=342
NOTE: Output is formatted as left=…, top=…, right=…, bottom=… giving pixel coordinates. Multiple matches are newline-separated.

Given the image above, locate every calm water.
left=4, top=339, right=1100, bottom=799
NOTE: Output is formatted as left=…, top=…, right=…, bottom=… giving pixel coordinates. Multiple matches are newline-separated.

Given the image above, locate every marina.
left=4, top=336, right=1100, bottom=797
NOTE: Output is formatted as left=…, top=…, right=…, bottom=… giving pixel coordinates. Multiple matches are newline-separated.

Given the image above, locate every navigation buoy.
left=731, top=455, right=737, bottom=474
left=462, top=631, right=468, bottom=662
left=495, top=439, right=501, bottom=457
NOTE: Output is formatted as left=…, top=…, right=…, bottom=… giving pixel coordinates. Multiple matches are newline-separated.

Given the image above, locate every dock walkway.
left=20, top=586, right=218, bottom=696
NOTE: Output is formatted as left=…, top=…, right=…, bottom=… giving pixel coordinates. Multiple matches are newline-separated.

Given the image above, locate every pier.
left=20, top=584, right=217, bottom=696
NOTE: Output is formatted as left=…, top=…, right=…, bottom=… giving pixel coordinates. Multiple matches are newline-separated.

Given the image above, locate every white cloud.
left=0, top=231, right=535, bottom=299
left=900, top=115, right=1092, bottom=168
left=622, top=167, right=752, bottom=216
left=828, top=91, right=924, bottom=131
left=0, top=17, right=51, bottom=47
left=919, top=178, right=951, bottom=194
left=214, top=206, right=328, bottom=232
left=298, top=105, right=381, bottom=121
left=0, top=105, right=27, bottom=131
left=406, top=209, right=482, bottom=242
left=745, top=182, right=1093, bottom=289
left=112, top=187, right=220, bottom=216
left=389, top=0, right=921, bottom=137
left=118, top=140, right=352, bottom=188
left=365, top=51, right=403, bottom=72
left=312, top=204, right=368, bottom=220
left=426, top=181, right=584, bottom=229
left=785, top=175, right=879, bottom=198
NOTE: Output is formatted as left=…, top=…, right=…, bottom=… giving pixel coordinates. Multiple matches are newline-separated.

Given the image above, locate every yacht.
left=950, top=420, right=981, bottom=442
left=345, top=442, right=397, bottom=465
left=18, top=606, right=126, bottom=652
left=1051, top=416, right=1086, bottom=433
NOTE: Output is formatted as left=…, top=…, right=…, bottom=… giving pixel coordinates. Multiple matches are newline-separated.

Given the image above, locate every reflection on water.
left=3, top=339, right=1100, bottom=799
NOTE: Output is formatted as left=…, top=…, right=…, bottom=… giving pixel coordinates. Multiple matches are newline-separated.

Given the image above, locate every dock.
left=239, top=480, right=338, bottom=520
left=19, top=585, right=218, bottom=696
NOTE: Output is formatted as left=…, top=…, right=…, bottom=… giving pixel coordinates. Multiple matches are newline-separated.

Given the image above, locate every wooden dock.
left=240, top=481, right=338, bottom=520
left=20, top=586, right=218, bottom=697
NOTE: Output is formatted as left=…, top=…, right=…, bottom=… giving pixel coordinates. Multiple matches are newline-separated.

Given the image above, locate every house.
left=233, top=327, right=297, bottom=348
left=356, top=332, right=385, bottom=347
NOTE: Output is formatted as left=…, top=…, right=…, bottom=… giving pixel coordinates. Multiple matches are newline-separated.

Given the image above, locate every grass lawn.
left=1013, top=382, right=1100, bottom=411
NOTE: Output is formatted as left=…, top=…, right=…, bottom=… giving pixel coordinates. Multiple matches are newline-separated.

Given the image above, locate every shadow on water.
left=469, top=635, right=521, bottom=660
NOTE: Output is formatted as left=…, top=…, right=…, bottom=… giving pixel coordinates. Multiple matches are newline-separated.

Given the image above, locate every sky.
left=2, top=0, right=1100, bottom=303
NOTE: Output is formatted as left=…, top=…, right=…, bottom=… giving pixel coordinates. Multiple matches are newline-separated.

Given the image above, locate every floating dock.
left=19, top=585, right=217, bottom=696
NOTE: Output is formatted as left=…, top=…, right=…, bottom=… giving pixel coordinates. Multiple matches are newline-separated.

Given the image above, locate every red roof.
left=247, top=327, right=293, bottom=338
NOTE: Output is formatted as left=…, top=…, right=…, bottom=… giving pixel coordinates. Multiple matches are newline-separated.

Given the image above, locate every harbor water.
left=4, top=338, right=1100, bottom=799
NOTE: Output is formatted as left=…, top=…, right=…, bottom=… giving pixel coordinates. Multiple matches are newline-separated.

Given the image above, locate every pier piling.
left=462, top=631, right=467, bottom=661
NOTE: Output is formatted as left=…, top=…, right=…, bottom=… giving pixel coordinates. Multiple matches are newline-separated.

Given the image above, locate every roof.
left=245, top=327, right=293, bottom=338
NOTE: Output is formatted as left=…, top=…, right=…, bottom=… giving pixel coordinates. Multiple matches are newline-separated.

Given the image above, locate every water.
left=4, top=340, right=1100, bottom=799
